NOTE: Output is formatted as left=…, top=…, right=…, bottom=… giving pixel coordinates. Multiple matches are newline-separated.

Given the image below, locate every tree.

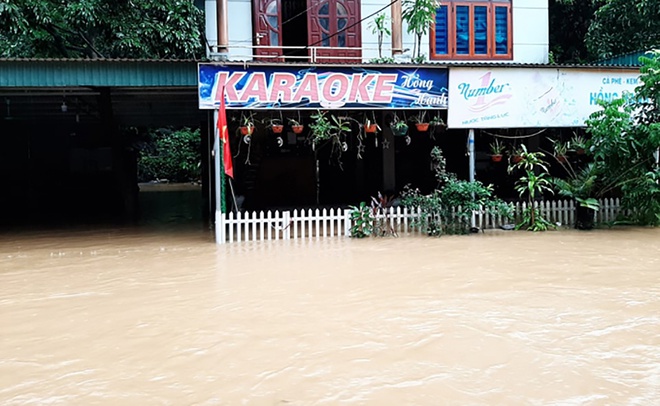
left=550, top=0, right=660, bottom=61
left=402, top=0, right=437, bottom=62
left=586, top=0, right=660, bottom=59
left=0, top=0, right=205, bottom=59
left=549, top=0, right=598, bottom=63
left=583, top=51, right=660, bottom=225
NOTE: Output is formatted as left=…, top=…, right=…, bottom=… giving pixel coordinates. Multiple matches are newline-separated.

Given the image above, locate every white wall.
left=511, top=0, right=549, bottom=64
left=206, top=0, right=548, bottom=64
left=205, top=0, right=254, bottom=60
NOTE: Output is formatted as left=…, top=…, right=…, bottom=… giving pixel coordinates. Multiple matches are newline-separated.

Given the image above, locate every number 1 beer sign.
left=198, top=64, right=448, bottom=110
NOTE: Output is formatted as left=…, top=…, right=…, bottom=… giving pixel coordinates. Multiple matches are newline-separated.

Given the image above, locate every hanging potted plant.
left=390, top=113, right=409, bottom=137
left=489, top=139, right=506, bottom=162
left=363, top=112, right=380, bottom=134
left=308, top=110, right=351, bottom=150
left=429, top=115, right=446, bottom=134
left=509, top=146, right=524, bottom=163
left=550, top=138, right=569, bottom=163
left=239, top=112, right=255, bottom=136
left=263, top=112, right=284, bottom=134
left=411, top=110, right=430, bottom=132
left=288, top=113, right=304, bottom=134
left=570, top=133, right=588, bottom=155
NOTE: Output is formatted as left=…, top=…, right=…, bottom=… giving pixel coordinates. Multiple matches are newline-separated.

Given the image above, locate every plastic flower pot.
left=491, top=154, right=503, bottom=163
left=271, top=124, right=284, bottom=134
left=364, top=123, right=378, bottom=133
left=292, top=125, right=304, bottom=134
left=240, top=125, right=254, bottom=136
left=415, top=123, right=430, bottom=132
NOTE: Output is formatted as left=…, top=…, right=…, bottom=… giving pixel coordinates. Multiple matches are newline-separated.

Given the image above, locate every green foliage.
left=586, top=0, right=660, bottom=59
left=138, top=127, right=201, bottom=183
left=517, top=207, right=555, bottom=232
left=349, top=201, right=374, bottom=238
left=402, top=0, right=436, bottom=60
left=369, top=13, right=391, bottom=59
left=369, top=56, right=396, bottom=64
left=508, top=145, right=555, bottom=231
left=401, top=148, right=512, bottom=236
left=309, top=110, right=351, bottom=147
left=549, top=0, right=598, bottom=63
left=0, top=0, right=204, bottom=59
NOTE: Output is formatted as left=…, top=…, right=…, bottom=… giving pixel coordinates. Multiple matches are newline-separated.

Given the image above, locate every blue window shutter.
left=434, top=5, right=448, bottom=55
left=495, top=6, right=509, bottom=55
left=455, top=5, right=470, bottom=55
left=473, top=6, right=487, bottom=55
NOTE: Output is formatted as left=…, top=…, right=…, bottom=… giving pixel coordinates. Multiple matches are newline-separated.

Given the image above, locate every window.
left=431, top=1, right=512, bottom=60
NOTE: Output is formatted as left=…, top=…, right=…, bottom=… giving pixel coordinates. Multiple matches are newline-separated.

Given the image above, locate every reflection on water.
left=1, top=226, right=660, bottom=405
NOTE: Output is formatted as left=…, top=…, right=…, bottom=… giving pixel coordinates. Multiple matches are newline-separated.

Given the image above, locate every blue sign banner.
left=198, top=64, right=448, bottom=110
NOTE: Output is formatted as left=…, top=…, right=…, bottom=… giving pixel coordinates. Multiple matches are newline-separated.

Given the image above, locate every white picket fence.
left=216, top=198, right=623, bottom=243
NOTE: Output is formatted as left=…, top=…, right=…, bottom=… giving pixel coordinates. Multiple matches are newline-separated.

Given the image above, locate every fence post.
left=344, top=209, right=352, bottom=237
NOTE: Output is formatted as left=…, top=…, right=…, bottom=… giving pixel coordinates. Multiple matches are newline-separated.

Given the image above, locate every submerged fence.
left=216, top=198, right=623, bottom=243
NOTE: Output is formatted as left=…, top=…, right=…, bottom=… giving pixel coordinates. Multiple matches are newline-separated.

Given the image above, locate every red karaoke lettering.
left=293, top=73, right=320, bottom=103
left=348, top=74, right=376, bottom=102
left=269, top=73, right=297, bottom=103
left=215, top=71, right=244, bottom=102
left=372, top=74, right=397, bottom=102
left=239, top=72, right=268, bottom=102
left=322, top=74, right=350, bottom=103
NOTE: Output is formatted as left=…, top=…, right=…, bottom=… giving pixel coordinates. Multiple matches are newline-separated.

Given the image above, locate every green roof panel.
left=0, top=59, right=199, bottom=87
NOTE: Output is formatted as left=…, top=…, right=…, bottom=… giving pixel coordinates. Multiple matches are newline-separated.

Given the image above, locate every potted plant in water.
left=552, top=163, right=601, bottom=230
left=489, top=139, right=506, bottom=162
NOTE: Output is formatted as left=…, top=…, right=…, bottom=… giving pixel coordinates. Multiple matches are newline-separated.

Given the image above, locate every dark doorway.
left=281, top=0, right=309, bottom=61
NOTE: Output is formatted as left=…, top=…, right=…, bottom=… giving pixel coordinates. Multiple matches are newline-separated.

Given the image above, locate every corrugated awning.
left=0, top=58, right=200, bottom=88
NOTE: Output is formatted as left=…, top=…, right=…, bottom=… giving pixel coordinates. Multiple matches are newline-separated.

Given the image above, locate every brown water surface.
left=1, top=226, right=659, bottom=405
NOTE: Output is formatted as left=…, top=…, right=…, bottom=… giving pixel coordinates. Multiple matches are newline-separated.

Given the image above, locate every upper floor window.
left=431, top=0, right=512, bottom=60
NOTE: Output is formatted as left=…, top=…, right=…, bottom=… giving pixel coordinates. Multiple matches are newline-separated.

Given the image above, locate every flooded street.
left=1, top=225, right=660, bottom=405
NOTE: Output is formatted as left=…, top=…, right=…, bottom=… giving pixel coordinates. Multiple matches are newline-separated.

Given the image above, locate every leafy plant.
left=369, top=13, right=391, bottom=59
left=569, top=133, right=588, bottom=152
left=349, top=201, right=374, bottom=238
left=549, top=138, right=569, bottom=158
left=370, top=192, right=398, bottom=237
left=137, top=127, right=201, bottom=183
left=401, top=147, right=512, bottom=236
left=0, top=0, right=205, bottom=59
left=508, top=145, right=555, bottom=231
left=489, top=139, right=506, bottom=155
left=402, top=0, right=437, bottom=61
left=410, top=110, right=428, bottom=124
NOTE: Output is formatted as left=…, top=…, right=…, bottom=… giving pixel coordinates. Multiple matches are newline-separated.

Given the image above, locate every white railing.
left=208, top=44, right=404, bottom=63
left=217, top=198, right=624, bottom=243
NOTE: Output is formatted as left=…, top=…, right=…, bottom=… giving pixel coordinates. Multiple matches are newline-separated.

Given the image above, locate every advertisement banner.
left=448, top=68, right=640, bottom=128
left=198, top=64, right=448, bottom=110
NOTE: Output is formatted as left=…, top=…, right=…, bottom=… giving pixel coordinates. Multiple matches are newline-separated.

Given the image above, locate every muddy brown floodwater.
left=1, top=226, right=660, bottom=405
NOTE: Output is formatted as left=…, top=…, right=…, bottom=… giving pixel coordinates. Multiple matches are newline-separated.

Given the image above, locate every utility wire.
left=306, top=0, right=400, bottom=49
left=279, top=0, right=400, bottom=58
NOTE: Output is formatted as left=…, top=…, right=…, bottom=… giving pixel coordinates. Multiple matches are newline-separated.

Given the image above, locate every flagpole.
left=213, top=109, right=225, bottom=244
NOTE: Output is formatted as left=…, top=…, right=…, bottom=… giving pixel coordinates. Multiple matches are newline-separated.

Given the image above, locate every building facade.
left=204, top=0, right=549, bottom=64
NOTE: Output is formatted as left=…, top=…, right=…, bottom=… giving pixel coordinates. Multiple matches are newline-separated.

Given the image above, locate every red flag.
left=217, top=86, right=234, bottom=179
